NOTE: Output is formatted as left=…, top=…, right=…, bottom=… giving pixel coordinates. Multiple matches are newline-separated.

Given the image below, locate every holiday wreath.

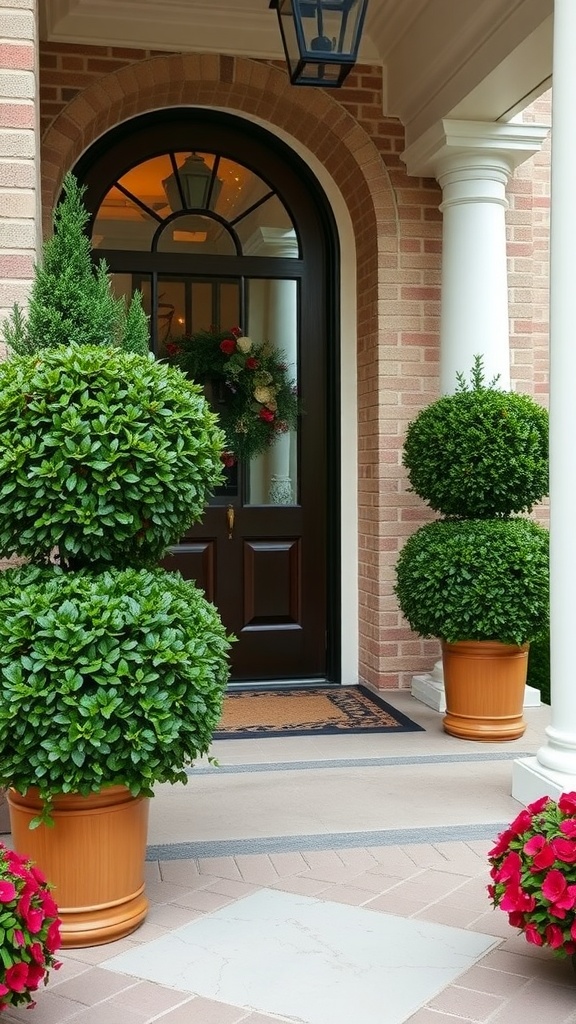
left=165, top=326, right=299, bottom=464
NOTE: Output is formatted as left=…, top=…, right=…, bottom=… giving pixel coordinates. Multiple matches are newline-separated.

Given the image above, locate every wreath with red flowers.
left=166, top=326, right=299, bottom=464
left=488, top=791, right=576, bottom=958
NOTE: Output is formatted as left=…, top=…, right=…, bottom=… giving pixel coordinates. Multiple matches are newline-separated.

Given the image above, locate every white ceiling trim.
left=41, top=0, right=380, bottom=62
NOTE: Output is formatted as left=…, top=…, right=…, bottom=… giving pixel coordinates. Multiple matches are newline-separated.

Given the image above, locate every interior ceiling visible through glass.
left=92, top=151, right=298, bottom=256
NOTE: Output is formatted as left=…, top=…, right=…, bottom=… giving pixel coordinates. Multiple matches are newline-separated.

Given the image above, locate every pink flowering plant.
left=0, top=842, right=61, bottom=1011
left=488, top=791, right=576, bottom=956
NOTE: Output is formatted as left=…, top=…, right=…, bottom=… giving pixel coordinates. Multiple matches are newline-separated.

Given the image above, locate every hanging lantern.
left=269, top=0, right=369, bottom=87
left=162, top=154, right=222, bottom=212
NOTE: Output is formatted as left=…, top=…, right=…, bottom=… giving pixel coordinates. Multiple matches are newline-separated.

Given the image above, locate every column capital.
left=402, top=118, right=549, bottom=181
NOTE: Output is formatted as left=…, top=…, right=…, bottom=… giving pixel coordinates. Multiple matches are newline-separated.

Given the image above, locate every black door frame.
left=72, top=107, right=342, bottom=684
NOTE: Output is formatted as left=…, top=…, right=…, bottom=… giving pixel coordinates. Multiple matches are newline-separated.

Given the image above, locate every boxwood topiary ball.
left=394, top=517, right=549, bottom=646
left=0, top=344, right=225, bottom=567
left=0, top=563, right=232, bottom=814
left=402, top=387, right=549, bottom=518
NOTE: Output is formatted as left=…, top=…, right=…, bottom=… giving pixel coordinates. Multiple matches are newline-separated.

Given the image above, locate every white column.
left=402, top=121, right=548, bottom=713
left=513, top=0, right=576, bottom=804
left=438, top=154, right=511, bottom=393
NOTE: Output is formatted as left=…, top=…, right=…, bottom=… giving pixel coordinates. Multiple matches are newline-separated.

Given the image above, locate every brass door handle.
left=226, top=504, right=235, bottom=540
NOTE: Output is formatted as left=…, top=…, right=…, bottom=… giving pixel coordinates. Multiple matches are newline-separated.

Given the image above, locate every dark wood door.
left=157, top=272, right=327, bottom=683
left=75, top=108, right=338, bottom=684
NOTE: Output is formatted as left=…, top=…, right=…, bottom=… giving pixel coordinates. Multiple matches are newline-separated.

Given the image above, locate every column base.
left=512, top=756, right=576, bottom=806
left=411, top=671, right=541, bottom=713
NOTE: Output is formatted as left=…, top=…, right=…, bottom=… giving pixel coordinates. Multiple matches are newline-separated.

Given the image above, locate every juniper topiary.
left=2, top=173, right=149, bottom=355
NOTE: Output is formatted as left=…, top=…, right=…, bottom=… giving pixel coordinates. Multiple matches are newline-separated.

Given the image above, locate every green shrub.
left=0, top=344, right=225, bottom=567
left=2, top=173, right=148, bottom=356
left=0, top=564, right=232, bottom=821
left=527, top=627, right=550, bottom=703
left=402, top=359, right=548, bottom=518
left=394, top=517, right=549, bottom=645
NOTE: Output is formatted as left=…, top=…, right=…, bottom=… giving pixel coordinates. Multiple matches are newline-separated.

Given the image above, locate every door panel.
left=243, top=538, right=301, bottom=626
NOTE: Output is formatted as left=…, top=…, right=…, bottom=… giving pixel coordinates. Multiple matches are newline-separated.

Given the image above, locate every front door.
left=74, top=109, right=339, bottom=684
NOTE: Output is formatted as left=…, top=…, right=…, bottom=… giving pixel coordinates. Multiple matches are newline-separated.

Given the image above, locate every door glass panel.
left=220, top=283, right=240, bottom=331
left=245, top=278, right=299, bottom=506
left=190, top=282, right=213, bottom=334
left=157, top=279, right=186, bottom=356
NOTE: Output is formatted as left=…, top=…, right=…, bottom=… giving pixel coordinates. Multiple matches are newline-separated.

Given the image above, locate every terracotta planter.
left=441, top=640, right=529, bottom=741
left=7, top=785, right=149, bottom=948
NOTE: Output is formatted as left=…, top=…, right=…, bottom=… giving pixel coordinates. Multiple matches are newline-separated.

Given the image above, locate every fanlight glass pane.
left=156, top=215, right=236, bottom=255
left=92, top=151, right=298, bottom=254
left=92, top=186, right=157, bottom=250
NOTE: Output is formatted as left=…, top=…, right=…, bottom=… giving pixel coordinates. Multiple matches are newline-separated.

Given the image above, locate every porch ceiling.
left=40, top=0, right=553, bottom=142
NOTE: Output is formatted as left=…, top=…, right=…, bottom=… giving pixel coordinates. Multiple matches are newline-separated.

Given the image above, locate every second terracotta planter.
left=442, top=640, right=529, bottom=741
left=8, top=785, right=149, bottom=948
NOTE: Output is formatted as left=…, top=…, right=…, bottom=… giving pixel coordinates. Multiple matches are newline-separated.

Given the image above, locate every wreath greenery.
left=166, top=326, right=299, bottom=464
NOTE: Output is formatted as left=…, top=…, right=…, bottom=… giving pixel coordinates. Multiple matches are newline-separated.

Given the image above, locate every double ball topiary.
left=0, top=564, right=232, bottom=822
left=402, top=361, right=549, bottom=517
left=395, top=358, right=550, bottom=646
left=0, top=344, right=225, bottom=568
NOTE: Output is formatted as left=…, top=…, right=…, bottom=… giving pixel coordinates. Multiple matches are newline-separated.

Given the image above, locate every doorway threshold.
left=226, top=679, right=339, bottom=692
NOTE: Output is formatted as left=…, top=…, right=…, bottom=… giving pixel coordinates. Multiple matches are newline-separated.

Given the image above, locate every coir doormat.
left=213, top=685, right=425, bottom=738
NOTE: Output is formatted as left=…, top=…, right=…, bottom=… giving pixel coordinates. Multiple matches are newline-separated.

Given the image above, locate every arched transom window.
left=92, top=151, right=299, bottom=257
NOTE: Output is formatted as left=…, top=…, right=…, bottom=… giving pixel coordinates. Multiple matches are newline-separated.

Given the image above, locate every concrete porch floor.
left=3, top=692, right=576, bottom=1024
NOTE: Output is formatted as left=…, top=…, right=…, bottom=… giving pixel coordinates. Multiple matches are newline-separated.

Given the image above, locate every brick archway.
left=41, top=53, right=402, bottom=688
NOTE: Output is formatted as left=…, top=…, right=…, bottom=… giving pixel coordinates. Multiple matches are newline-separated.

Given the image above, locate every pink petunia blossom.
left=527, top=795, right=552, bottom=815
left=493, top=851, right=522, bottom=885
left=558, top=792, right=576, bottom=815
left=531, top=843, right=556, bottom=871
left=488, top=829, right=515, bottom=858
left=550, top=837, right=576, bottom=863
left=28, top=943, right=44, bottom=966
left=21, top=906, right=44, bottom=934
left=499, top=885, right=536, bottom=914
left=508, top=911, right=525, bottom=928
left=524, top=834, right=546, bottom=856
left=39, top=892, right=58, bottom=919
left=509, top=809, right=534, bottom=837
left=5, top=963, right=28, bottom=992
left=560, top=819, right=576, bottom=838
left=524, top=924, right=544, bottom=945
left=545, top=923, right=565, bottom=949
left=45, top=919, right=61, bottom=954
left=25, top=964, right=45, bottom=992
left=542, top=869, right=570, bottom=903
left=30, top=866, right=46, bottom=886
left=0, top=881, right=16, bottom=903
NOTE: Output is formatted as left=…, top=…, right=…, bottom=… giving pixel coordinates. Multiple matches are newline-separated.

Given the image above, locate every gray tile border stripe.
left=188, top=751, right=532, bottom=775
left=146, top=822, right=505, bottom=861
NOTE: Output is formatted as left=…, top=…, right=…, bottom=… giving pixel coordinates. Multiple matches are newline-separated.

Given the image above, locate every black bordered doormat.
left=213, top=685, right=425, bottom=738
